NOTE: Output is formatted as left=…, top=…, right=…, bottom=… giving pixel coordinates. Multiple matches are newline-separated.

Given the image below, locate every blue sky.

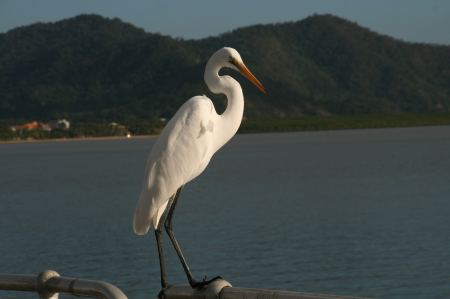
left=1, top=0, right=450, bottom=45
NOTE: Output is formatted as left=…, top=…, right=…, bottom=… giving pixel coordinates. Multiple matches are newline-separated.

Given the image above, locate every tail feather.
left=133, top=197, right=152, bottom=235
left=133, top=195, right=170, bottom=235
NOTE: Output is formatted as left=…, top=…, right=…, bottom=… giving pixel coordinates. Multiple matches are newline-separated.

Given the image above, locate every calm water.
left=1, top=126, right=449, bottom=299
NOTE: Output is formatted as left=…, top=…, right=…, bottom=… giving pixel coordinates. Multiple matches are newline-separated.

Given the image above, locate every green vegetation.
left=0, top=14, right=449, bottom=141
left=0, top=120, right=164, bottom=141
left=1, top=113, right=449, bottom=142
left=239, top=113, right=450, bottom=133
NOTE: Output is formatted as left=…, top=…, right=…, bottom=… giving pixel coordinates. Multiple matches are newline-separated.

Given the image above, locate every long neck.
left=204, top=59, right=244, bottom=150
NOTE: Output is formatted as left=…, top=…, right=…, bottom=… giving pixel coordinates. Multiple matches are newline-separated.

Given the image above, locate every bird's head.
left=213, top=47, right=266, bottom=94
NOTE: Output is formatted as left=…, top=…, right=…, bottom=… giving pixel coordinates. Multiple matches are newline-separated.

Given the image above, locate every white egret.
left=133, top=47, right=265, bottom=289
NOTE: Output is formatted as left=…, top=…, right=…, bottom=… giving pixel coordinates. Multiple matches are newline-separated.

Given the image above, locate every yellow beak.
left=233, top=61, right=266, bottom=94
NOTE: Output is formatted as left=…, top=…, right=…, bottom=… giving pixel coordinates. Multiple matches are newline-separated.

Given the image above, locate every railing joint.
left=37, top=270, right=60, bottom=299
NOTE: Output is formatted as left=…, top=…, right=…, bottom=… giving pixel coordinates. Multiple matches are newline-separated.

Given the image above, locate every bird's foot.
left=190, top=275, right=223, bottom=289
left=158, top=284, right=172, bottom=299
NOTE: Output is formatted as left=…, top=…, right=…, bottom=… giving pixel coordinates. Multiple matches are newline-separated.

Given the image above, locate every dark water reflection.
left=1, top=126, right=449, bottom=298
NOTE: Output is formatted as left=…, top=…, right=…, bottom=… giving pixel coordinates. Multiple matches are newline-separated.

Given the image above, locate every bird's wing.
left=133, top=95, right=218, bottom=234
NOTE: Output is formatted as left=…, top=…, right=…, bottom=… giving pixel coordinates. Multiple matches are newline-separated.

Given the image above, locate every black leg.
left=155, top=228, right=167, bottom=289
left=155, top=220, right=168, bottom=289
left=164, top=186, right=222, bottom=288
left=155, top=193, right=178, bottom=290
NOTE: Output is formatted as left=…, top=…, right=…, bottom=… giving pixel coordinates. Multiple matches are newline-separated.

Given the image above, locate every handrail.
left=161, top=279, right=370, bottom=299
left=1, top=271, right=369, bottom=299
left=0, top=270, right=128, bottom=299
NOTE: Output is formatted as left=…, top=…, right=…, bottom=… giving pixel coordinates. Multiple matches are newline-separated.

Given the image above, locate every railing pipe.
left=221, top=287, right=367, bottom=299
left=0, top=270, right=127, bottom=299
left=0, top=274, right=36, bottom=292
left=1, top=271, right=369, bottom=299
left=161, top=279, right=370, bottom=299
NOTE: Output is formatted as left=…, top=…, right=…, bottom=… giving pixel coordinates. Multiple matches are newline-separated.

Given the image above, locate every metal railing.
left=161, top=279, right=370, bottom=299
left=1, top=270, right=369, bottom=299
left=0, top=270, right=127, bottom=299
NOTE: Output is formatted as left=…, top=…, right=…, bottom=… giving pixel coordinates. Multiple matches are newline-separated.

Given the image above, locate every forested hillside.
left=1, top=14, right=450, bottom=123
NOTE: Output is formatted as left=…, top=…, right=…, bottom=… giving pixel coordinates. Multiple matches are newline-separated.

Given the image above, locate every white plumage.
left=133, top=96, right=218, bottom=232
left=133, top=47, right=264, bottom=236
left=132, top=47, right=265, bottom=289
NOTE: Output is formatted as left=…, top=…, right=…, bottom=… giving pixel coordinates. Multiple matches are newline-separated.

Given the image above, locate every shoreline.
left=1, top=122, right=449, bottom=145
left=0, top=134, right=157, bottom=145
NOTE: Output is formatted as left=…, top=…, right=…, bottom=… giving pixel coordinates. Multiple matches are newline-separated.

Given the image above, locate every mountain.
left=1, top=14, right=449, bottom=122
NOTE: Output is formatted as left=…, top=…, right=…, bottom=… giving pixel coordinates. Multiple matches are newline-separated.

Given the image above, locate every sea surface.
left=1, top=126, right=449, bottom=299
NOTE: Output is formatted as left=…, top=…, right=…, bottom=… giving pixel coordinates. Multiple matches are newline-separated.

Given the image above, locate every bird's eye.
left=229, top=56, right=238, bottom=66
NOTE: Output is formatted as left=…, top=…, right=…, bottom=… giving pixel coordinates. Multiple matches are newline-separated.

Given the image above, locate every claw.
left=190, top=275, right=223, bottom=289
left=158, top=283, right=173, bottom=299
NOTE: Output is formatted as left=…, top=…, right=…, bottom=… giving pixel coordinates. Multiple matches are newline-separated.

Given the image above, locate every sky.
left=1, top=0, right=450, bottom=45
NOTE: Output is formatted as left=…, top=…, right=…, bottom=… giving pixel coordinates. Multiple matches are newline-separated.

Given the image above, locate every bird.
left=133, top=47, right=265, bottom=290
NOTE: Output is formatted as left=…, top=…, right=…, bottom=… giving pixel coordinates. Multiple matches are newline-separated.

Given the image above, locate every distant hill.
left=1, top=14, right=449, bottom=122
